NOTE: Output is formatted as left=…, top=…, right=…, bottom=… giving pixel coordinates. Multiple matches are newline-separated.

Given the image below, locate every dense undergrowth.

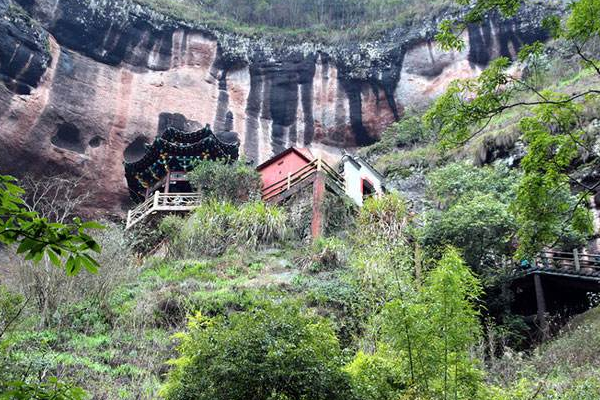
left=133, top=0, right=455, bottom=42
left=1, top=171, right=599, bottom=399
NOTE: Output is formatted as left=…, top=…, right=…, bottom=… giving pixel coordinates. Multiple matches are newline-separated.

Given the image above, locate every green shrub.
left=352, top=191, right=415, bottom=294
left=296, top=237, right=348, bottom=273
left=344, top=348, right=405, bottom=400
left=158, top=215, right=186, bottom=239
left=188, top=159, right=262, bottom=204
left=163, top=200, right=288, bottom=258
left=161, top=302, right=355, bottom=400
left=426, top=162, right=517, bottom=209
left=374, top=144, right=442, bottom=178
left=233, top=201, right=288, bottom=248
left=357, top=192, right=411, bottom=241
left=177, top=200, right=234, bottom=257
left=0, top=378, right=86, bottom=400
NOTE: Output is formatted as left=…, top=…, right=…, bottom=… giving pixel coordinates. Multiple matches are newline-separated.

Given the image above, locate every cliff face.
left=0, top=0, right=553, bottom=214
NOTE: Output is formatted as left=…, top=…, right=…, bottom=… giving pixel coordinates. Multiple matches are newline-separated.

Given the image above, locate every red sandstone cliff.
left=0, top=0, right=552, bottom=215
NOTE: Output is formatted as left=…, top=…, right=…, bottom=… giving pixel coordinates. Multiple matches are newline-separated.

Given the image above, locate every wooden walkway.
left=125, top=192, right=202, bottom=230
left=512, top=249, right=600, bottom=341
left=515, top=250, right=600, bottom=280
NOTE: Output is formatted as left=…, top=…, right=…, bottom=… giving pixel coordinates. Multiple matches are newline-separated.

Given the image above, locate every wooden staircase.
left=261, top=157, right=345, bottom=203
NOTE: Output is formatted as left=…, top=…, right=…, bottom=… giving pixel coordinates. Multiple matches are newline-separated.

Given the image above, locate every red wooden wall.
left=258, top=150, right=312, bottom=190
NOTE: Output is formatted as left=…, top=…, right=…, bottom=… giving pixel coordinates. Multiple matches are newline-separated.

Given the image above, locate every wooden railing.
left=126, top=192, right=202, bottom=230
left=522, top=249, right=600, bottom=276
left=261, top=157, right=345, bottom=202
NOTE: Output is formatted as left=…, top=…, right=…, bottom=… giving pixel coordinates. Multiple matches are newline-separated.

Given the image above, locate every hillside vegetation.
left=2, top=0, right=600, bottom=399
left=134, top=0, right=454, bottom=40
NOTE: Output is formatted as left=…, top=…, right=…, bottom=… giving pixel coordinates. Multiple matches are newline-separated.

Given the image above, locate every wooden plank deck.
left=125, top=192, right=202, bottom=230
left=515, top=250, right=600, bottom=280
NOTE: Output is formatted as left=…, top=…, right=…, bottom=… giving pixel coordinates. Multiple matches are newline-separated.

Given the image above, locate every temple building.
left=340, top=153, right=386, bottom=206
left=124, top=125, right=239, bottom=202
left=256, top=147, right=315, bottom=198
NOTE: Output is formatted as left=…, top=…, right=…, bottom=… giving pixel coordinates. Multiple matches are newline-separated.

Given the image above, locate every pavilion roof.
left=124, top=125, right=239, bottom=201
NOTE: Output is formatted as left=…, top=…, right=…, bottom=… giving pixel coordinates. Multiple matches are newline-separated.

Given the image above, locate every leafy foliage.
left=187, top=159, right=262, bottom=204
left=0, top=378, right=85, bottom=400
left=421, top=162, right=518, bottom=270
left=0, top=175, right=102, bottom=276
left=233, top=201, right=289, bottom=248
left=376, top=248, right=485, bottom=400
left=161, top=200, right=287, bottom=257
left=512, top=97, right=594, bottom=257
left=344, top=347, right=405, bottom=400
left=362, top=115, right=433, bottom=157
left=427, top=0, right=600, bottom=256
left=161, top=303, right=355, bottom=400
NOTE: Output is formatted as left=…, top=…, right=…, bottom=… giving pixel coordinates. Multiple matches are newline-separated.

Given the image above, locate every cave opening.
left=51, top=123, right=85, bottom=153
left=124, top=136, right=149, bottom=163
left=89, top=136, right=104, bottom=148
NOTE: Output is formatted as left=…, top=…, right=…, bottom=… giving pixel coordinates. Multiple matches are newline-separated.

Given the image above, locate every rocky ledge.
left=0, top=0, right=557, bottom=215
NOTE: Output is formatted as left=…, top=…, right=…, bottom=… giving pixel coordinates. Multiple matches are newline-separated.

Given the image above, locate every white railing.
left=126, top=192, right=202, bottom=230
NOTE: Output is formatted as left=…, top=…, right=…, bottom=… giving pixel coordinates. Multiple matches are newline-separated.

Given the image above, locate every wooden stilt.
left=311, top=171, right=326, bottom=240
left=164, top=171, right=171, bottom=194
left=534, top=273, right=550, bottom=341
left=573, top=248, right=581, bottom=272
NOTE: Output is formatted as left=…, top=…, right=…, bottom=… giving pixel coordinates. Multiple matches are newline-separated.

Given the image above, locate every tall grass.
left=160, top=200, right=288, bottom=258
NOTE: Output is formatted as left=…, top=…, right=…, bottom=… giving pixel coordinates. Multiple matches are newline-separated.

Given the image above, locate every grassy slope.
left=489, top=306, right=600, bottom=398
left=7, top=243, right=600, bottom=399
left=5, top=244, right=360, bottom=399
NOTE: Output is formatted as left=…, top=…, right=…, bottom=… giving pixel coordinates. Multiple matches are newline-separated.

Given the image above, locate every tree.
left=161, top=303, right=355, bottom=400
left=0, top=174, right=103, bottom=400
left=0, top=175, right=102, bottom=276
left=421, top=162, right=517, bottom=271
left=187, top=159, right=262, bottom=204
left=427, top=0, right=600, bottom=256
left=376, top=248, right=485, bottom=400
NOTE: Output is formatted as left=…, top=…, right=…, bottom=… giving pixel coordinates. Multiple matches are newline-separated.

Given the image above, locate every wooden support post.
left=540, top=252, right=549, bottom=268
left=287, top=172, right=291, bottom=190
left=573, top=248, right=581, bottom=272
left=533, top=273, right=550, bottom=341
left=153, top=190, right=160, bottom=209
left=126, top=210, right=132, bottom=230
left=164, top=171, right=171, bottom=194
left=311, top=171, right=326, bottom=240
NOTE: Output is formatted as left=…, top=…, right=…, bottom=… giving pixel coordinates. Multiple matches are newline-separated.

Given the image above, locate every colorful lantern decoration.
left=124, top=125, right=239, bottom=202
